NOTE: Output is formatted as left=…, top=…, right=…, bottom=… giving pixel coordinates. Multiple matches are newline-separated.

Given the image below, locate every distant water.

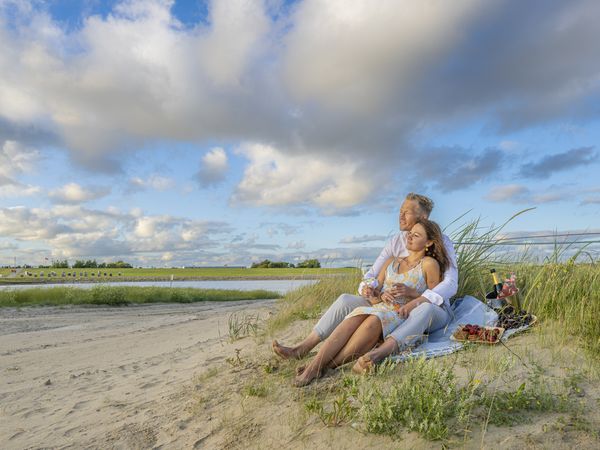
left=0, top=279, right=318, bottom=295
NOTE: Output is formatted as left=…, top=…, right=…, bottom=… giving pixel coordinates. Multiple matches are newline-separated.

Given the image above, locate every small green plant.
left=228, top=313, right=262, bottom=342
left=304, top=392, right=354, bottom=427
left=226, top=348, right=244, bottom=367
left=243, top=380, right=269, bottom=398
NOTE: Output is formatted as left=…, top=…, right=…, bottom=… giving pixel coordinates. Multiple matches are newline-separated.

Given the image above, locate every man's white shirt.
left=359, top=232, right=458, bottom=307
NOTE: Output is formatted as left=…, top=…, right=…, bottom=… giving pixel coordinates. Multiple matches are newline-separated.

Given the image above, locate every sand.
left=0, top=300, right=275, bottom=449
left=2, top=302, right=599, bottom=449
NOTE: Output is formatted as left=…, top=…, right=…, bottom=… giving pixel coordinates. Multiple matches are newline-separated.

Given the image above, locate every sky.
left=0, top=0, right=599, bottom=268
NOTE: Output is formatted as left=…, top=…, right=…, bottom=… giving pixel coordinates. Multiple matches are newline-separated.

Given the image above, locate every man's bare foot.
left=352, top=354, right=375, bottom=374
left=295, top=365, right=306, bottom=376
left=272, top=340, right=302, bottom=360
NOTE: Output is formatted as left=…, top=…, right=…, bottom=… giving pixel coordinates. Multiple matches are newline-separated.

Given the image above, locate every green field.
left=0, top=267, right=358, bottom=284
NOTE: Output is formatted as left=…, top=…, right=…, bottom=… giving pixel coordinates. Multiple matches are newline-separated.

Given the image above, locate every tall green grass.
left=266, top=269, right=362, bottom=334
left=516, top=261, right=599, bottom=354
left=445, top=210, right=599, bottom=355
left=0, top=286, right=281, bottom=307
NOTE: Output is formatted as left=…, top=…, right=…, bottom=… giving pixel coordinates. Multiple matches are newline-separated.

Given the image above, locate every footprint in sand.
left=23, top=407, right=49, bottom=418
left=68, top=400, right=90, bottom=413
left=140, top=380, right=160, bottom=389
left=9, top=430, right=25, bottom=441
left=206, top=356, right=224, bottom=363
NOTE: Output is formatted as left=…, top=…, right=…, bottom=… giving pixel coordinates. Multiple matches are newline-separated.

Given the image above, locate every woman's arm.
left=367, top=257, right=394, bottom=305
left=422, top=256, right=441, bottom=290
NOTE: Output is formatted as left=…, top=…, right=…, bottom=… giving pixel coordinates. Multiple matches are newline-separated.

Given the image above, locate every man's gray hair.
left=405, top=193, right=434, bottom=216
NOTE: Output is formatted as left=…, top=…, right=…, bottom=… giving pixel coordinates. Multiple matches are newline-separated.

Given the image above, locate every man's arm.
left=420, top=234, right=458, bottom=306
left=358, top=234, right=404, bottom=295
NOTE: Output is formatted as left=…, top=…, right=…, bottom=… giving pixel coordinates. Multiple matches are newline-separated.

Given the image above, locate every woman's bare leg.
left=294, top=315, right=367, bottom=386
left=329, top=315, right=382, bottom=368
left=272, top=331, right=320, bottom=360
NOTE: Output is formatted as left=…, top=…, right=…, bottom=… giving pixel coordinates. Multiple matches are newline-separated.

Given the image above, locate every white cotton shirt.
left=358, top=232, right=458, bottom=307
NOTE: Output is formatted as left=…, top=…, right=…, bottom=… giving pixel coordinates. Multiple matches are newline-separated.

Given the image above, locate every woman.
left=294, top=219, right=451, bottom=386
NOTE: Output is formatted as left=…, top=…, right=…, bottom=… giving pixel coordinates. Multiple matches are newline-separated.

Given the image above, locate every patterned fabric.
left=346, top=258, right=428, bottom=338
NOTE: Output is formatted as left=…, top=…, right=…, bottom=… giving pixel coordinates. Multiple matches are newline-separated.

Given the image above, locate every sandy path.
left=0, top=300, right=275, bottom=449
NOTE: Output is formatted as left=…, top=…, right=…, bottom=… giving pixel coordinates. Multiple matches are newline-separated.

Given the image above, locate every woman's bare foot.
left=272, top=340, right=302, bottom=360
left=293, top=365, right=321, bottom=387
left=352, top=354, right=375, bottom=374
left=295, top=365, right=306, bottom=376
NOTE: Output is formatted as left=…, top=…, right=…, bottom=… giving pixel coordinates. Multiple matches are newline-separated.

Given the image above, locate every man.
left=272, top=193, right=458, bottom=359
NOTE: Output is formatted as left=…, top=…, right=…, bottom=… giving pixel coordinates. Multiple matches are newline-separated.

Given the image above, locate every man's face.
left=398, top=200, right=424, bottom=231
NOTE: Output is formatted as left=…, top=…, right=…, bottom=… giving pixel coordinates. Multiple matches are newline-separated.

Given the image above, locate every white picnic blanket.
left=390, top=295, right=532, bottom=362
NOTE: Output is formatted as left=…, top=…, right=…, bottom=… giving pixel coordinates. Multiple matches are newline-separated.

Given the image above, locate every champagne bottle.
left=490, top=268, right=503, bottom=297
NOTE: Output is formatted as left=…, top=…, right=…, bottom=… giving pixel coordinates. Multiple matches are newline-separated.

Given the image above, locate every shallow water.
left=0, top=279, right=318, bottom=294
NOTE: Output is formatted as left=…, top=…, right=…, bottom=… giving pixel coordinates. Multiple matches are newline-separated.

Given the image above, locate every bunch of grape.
left=495, top=305, right=534, bottom=329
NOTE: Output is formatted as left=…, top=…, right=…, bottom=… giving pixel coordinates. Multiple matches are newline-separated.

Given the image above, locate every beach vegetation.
left=261, top=214, right=599, bottom=444
left=243, top=379, right=269, bottom=398
left=0, top=286, right=281, bottom=308
left=227, top=313, right=262, bottom=342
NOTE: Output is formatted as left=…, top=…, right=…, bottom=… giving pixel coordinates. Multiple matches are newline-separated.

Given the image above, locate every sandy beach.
left=0, top=300, right=276, bottom=449
left=2, top=299, right=599, bottom=449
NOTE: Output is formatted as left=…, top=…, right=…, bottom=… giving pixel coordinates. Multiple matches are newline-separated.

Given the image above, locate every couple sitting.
left=273, top=193, right=458, bottom=386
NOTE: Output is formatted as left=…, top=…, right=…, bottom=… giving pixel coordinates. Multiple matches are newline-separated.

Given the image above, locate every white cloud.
left=498, top=140, right=521, bottom=152
left=129, top=174, right=175, bottom=191
left=485, top=184, right=530, bottom=202
left=197, top=147, right=229, bottom=187
left=49, top=182, right=110, bottom=204
left=232, top=143, right=375, bottom=210
left=197, top=0, right=269, bottom=86
left=0, top=0, right=600, bottom=214
left=340, top=234, right=388, bottom=244
left=0, top=140, right=40, bottom=177
left=0, top=0, right=275, bottom=170
left=485, top=184, right=572, bottom=204
left=0, top=182, right=41, bottom=198
left=287, top=240, right=305, bottom=249
left=0, top=204, right=233, bottom=261
left=283, top=0, right=481, bottom=114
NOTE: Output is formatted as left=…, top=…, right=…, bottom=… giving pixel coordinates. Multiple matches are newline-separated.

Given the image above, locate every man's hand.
left=389, top=283, right=419, bottom=300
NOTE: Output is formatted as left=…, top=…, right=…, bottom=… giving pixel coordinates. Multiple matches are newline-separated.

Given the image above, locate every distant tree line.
left=46, top=259, right=133, bottom=269
left=250, top=259, right=321, bottom=269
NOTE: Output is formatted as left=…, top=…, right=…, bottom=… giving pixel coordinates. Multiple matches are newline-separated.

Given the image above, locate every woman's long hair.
left=415, top=219, right=450, bottom=272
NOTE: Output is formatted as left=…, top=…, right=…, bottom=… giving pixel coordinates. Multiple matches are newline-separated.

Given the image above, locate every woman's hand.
left=389, top=283, right=419, bottom=300
left=396, top=299, right=423, bottom=319
left=360, top=285, right=375, bottom=298
left=380, top=291, right=397, bottom=305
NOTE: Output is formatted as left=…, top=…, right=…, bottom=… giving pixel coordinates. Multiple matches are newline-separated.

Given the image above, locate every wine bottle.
left=490, top=269, right=503, bottom=297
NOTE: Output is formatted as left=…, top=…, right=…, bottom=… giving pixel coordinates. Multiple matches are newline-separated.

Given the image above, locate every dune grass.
left=260, top=214, right=599, bottom=443
left=0, top=285, right=281, bottom=307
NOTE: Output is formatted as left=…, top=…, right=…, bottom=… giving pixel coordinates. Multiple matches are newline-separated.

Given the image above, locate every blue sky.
left=0, top=0, right=599, bottom=267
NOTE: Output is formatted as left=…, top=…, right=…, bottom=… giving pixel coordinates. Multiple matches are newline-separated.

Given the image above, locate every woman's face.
left=406, top=223, right=432, bottom=252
